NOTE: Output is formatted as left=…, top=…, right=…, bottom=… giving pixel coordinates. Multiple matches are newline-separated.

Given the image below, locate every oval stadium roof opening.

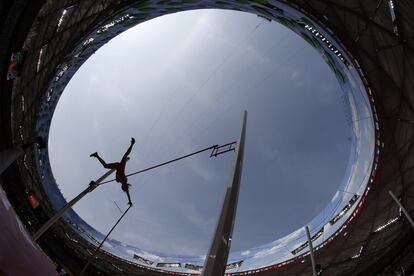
left=41, top=5, right=376, bottom=275
left=1, top=0, right=413, bottom=275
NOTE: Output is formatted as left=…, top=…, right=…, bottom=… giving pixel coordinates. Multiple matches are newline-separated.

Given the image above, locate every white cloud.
left=140, top=250, right=165, bottom=262
left=253, top=243, right=284, bottom=258
left=331, top=191, right=340, bottom=203
left=241, top=250, right=251, bottom=256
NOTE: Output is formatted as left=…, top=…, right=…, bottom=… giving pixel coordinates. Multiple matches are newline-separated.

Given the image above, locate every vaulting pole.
left=32, top=169, right=116, bottom=241
left=33, top=142, right=236, bottom=242
left=389, top=190, right=414, bottom=229
left=305, top=226, right=317, bottom=276
left=79, top=204, right=132, bottom=276
left=202, top=111, right=247, bottom=276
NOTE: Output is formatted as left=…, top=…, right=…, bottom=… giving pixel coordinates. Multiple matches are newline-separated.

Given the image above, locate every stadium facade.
left=1, top=0, right=413, bottom=275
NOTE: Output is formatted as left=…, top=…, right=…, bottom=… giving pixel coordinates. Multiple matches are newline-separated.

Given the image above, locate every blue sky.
left=48, top=9, right=352, bottom=256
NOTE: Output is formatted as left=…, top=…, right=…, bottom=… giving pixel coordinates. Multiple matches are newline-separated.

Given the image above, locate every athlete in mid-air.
left=90, top=138, right=135, bottom=206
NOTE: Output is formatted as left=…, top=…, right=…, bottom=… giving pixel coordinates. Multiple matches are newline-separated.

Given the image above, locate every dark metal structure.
left=1, top=0, right=414, bottom=275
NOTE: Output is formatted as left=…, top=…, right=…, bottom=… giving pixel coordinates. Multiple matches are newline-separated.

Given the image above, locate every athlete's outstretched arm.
left=122, top=137, right=135, bottom=163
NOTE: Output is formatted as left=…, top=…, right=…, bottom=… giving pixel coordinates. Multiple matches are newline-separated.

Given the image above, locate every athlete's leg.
left=104, top=162, right=120, bottom=170
left=91, top=153, right=119, bottom=169
left=121, top=137, right=135, bottom=164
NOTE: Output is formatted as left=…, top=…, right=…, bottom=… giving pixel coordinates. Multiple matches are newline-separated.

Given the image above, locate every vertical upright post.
left=305, top=226, right=317, bottom=276
left=0, top=138, right=45, bottom=174
left=389, top=190, right=414, bottom=229
left=202, top=111, right=247, bottom=276
left=0, top=148, right=24, bottom=174
left=32, top=169, right=116, bottom=241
